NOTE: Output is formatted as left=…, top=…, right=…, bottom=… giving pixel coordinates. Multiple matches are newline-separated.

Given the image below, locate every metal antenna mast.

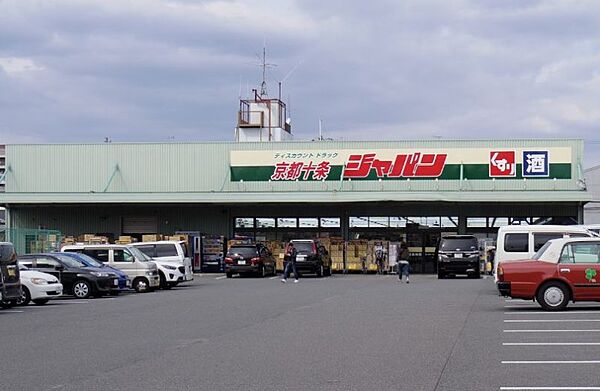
left=259, top=44, right=276, bottom=97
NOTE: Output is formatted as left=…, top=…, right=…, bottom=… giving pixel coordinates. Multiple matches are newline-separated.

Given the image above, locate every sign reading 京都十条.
left=229, top=148, right=572, bottom=182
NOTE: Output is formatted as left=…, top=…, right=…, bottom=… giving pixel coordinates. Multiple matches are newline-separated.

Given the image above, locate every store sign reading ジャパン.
left=229, top=148, right=571, bottom=182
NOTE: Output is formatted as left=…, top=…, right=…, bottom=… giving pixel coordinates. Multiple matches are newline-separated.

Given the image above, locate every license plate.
left=297, top=255, right=306, bottom=261
left=454, top=254, right=463, bottom=258
left=238, top=260, right=246, bottom=265
left=114, top=279, right=119, bottom=286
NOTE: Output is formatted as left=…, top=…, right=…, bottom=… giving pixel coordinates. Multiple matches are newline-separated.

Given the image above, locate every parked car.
left=59, top=252, right=130, bottom=295
left=224, top=244, right=276, bottom=278
left=289, top=239, right=332, bottom=277
left=131, top=241, right=193, bottom=289
left=61, top=244, right=160, bottom=292
left=497, top=237, right=600, bottom=311
left=18, top=264, right=63, bottom=305
left=0, top=242, right=21, bottom=308
left=437, top=235, right=480, bottom=279
left=494, top=225, right=593, bottom=280
left=18, top=253, right=119, bottom=299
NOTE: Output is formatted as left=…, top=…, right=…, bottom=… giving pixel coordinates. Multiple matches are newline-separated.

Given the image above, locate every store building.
left=0, top=138, right=591, bottom=273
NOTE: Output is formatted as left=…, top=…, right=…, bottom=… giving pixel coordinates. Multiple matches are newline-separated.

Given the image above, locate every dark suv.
left=224, top=244, right=276, bottom=278
left=0, top=242, right=21, bottom=308
left=437, top=235, right=480, bottom=279
left=290, top=240, right=332, bottom=277
left=18, top=253, right=120, bottom=299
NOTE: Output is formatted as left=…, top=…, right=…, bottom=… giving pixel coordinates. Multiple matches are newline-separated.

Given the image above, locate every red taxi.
left=497, top=237, right=600, bottom=311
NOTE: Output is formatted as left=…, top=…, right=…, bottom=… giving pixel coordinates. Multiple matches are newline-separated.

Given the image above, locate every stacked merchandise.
left=266, top=241, right=285, bottom=272
left=116, top=235, right=136, bottom=244
left=201, top=235, right=225, bottom=273
left=142, top=234, right=163, bottom=242
left=346, top=240, right=366, bottom=272
left=329, top=238, right=344, bottom=271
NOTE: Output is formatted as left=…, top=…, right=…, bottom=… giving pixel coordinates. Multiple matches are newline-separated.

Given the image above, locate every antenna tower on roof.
left=259, top=43, right=276, bottom=97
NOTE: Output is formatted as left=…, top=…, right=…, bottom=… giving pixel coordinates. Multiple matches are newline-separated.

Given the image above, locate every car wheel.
left=226, top=272, right=233, bottom=278
left=133, top=277, right=150, bottom=293
left=537, top=281, right=570, bottom=311
left=73, top=280, right=92, bottom=299
left=260, top=265, right=266, bottom=278
left=316, top=264, right=323, bottom=278
left=159, top=272, right=172, bottom=290
left=18, top=286, right=31, bottom=306
left=32, top=299, right=50, bottom=305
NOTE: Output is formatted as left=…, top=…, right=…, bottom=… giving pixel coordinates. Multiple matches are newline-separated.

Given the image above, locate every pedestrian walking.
left=398, top=242, right=410, bottom=283
left=281, top=242, right=299, bottom=283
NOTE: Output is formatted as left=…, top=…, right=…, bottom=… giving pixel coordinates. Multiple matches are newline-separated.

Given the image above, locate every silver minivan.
left=61, top=244, right=160, bottom=292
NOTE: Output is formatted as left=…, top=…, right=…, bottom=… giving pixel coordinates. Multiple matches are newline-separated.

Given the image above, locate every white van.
left=494, top=225, right=593, bottom=279
left=61, top=244, right=160, bottom=292
left=131, top=241, right=193, bottom=288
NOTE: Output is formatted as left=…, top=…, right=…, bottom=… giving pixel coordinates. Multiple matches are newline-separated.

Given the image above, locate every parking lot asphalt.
left=2, top=274, right=600, bottom=391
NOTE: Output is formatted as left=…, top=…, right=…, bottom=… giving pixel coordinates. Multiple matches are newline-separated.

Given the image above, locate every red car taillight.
left=250, top=257, right=260, bottom=264
left=224, top=257, right=233, bottom=264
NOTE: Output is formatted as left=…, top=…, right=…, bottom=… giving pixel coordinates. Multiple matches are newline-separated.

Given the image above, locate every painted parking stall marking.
left=500, top=302, right=600, bottom=390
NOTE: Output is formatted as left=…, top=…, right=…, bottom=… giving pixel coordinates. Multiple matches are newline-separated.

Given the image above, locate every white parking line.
left=500, top=388, right=600, bottom=390
left=215, top=276, right=227, bottom=280
left=504, top=329, right=600, bottom=333
left=0, top=310, right=23, bottom=313
left=505, top=319, right=600, bottom=323
left=269, top=276, right=278, bottom=280
left=503, top=342, right=600, bottom=346
left=504, top=311, right=600, bottom=315
left=502, top=360, right=600, bottom=364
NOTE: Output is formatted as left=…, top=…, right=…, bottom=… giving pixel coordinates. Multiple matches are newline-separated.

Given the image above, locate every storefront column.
left=458, top=215, right=467, bottom=234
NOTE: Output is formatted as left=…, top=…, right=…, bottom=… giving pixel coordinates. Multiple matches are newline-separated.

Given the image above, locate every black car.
left=290, top=239, right=332, bottom=277
left=224, top=244, right=276, bottom=278
left=18, top=253, right=120, bottom=299
left=0, top=242, right=22, bottom=308
left=437, top=235, right=481, bottom=279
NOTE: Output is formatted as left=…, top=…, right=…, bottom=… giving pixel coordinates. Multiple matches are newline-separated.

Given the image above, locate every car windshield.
left=227, top=246, right=258, bottom=257
left=65, top=253, right=104, bottom=267
left=441, top=238, right=478, bottom=251
left=129, top=246, right=151, bottom=262
left=292, top=242, right=315, bottom=254
left=532, top=241, right=553, bottom=260
left=18, top=264, right=29, bottom=270
left=53, top=254, right=87, bottom=268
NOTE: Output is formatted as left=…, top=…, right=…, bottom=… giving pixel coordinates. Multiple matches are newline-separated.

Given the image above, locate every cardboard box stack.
left=116, top=235, right=135, bottom=244
left=329, top=238, right=344, bottom=271
left=142, top=234, right=163, bottom=242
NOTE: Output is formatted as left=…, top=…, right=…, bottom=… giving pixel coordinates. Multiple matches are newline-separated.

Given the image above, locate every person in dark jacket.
left=281, top=242, right=299, bottom=283
left=398, top=242, right=410, bottom=283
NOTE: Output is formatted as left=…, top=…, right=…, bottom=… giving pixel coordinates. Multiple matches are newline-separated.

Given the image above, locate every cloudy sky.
left=1, top=0, right=600, bottom=165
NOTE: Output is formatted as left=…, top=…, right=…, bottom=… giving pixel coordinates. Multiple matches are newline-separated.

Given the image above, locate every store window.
left=256, top=218, right=275, bottom=228
left=235, top=218, right=254, bottom=228
left=320, top=217, right=341, bottom=228
left=441, top=217, right=458, bottom=228
left=467, top=217, right=487, bottom=228
left=369, top=217, right=389, bottom=228
left=277, top=218, right=297, bottom=228
left=389, top=217, right=406, bottom=228
left=299, top=218, right=319, bottom=228
left=350, top=216, right=369, bottom=228
left=490, top=218, right=510, bottom=228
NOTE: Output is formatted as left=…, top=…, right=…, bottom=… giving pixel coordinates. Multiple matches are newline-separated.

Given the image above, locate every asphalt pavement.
left=2, top=273, right=600, bottom=391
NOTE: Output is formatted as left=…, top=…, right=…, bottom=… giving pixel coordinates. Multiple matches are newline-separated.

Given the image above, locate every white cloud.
left=0, top=57, right=44, bottom=75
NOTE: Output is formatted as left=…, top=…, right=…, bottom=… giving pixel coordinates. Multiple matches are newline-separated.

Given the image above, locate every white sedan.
left=19, top=265, right=63, bottom=305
